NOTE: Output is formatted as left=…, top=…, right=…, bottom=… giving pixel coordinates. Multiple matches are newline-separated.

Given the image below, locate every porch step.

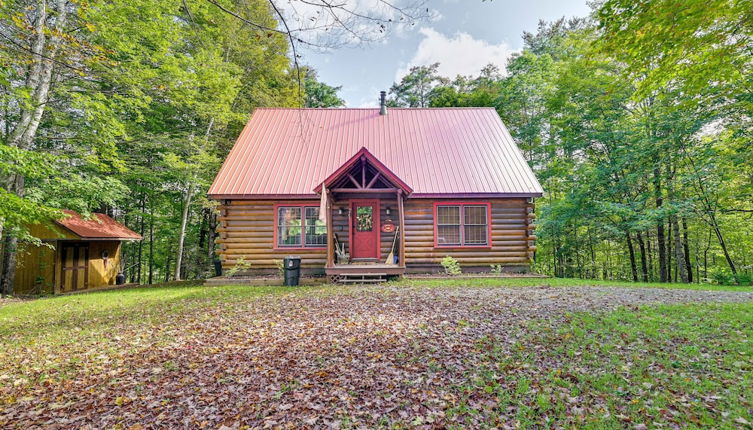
left=334, top=272, right=388, bottom=284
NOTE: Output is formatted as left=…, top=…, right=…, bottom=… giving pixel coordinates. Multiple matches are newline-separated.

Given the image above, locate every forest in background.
left=0, top=0, right=360, bottom=293
left=1, top=0, right=750, bottom=293
left=388, top=1, right=752, bottom=284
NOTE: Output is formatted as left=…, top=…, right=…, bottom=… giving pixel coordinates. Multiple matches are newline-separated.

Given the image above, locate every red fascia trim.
left=272, top=202, right=327, bottom=251
left=349, top=198, right=381, bottom=259
left=210, top=194, right=319, bottom=200
left=211, top=192, right=542, bottom=200
left=413, top=193, right=541, bottom=199
left=433, top=201, right=493, bottom=249
left=313, top=147, right=413, bottom=194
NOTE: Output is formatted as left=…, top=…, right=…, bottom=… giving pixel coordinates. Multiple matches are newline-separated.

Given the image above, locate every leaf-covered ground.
left=1, top=282, right=752, bottom=428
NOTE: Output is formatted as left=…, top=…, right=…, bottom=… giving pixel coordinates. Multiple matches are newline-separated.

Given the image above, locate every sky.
left=297, top=0, right=592, bottom=107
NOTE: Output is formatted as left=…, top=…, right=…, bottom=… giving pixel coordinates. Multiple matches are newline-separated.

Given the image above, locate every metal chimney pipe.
left=379, top=91, right=387, bottom=115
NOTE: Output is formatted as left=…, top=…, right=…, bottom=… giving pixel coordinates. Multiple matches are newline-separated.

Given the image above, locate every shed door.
left=61, top=243, right=89, bottom=292
left=351, top=200, right=380, bottom=260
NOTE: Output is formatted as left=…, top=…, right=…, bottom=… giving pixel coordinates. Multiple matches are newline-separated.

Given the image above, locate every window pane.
left=464, top=206, right=487, bottom=225
left=464, top=225, right=487, bottom=245
left=437, top=206, right=460, bottom=225
left=304, top=207, right=327, bottom=247
left=438, top=225, right=461, bottom=245
left=356, top=206, right=373, bottom=231
left=463, top=206, right=488, bottom=245
left=277, top=207, right=301, bottom=246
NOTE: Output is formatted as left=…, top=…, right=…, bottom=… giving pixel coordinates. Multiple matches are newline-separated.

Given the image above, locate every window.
left=355, top=206, right=373, bottom=231
left=435, top=203, right=490, bottom=247
left=277, top=205, right=327, bottom=248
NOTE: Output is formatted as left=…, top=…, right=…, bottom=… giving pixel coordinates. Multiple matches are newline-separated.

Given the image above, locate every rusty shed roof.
left=208, top=108, right=543, bottom=198
left=54, top=210, right=142, bottom=240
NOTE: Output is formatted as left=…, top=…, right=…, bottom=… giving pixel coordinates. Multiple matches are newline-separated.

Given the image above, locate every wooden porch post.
left=397, top=189, right=406, bottom=268
left=326, top=190, right=335, bottom=269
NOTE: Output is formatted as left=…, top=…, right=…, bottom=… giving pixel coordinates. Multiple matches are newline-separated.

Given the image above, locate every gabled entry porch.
left=314, top=147, right=412, bottom=281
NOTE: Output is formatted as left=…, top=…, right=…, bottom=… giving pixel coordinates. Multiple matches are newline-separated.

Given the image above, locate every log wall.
left=217, top=198, right=536, bottom=273
left=403, top=198, right=535, bottom=271
left=217, top=200, right=327, bottom=270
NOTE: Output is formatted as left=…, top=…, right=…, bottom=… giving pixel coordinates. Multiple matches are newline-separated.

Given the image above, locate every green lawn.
left=0, top=282, right=307, bottom=346
left=396, top=276, right=753, bottom=292
left=1, top=279, right=751, bottom=428
left=457, top=303, right=753, bottom=428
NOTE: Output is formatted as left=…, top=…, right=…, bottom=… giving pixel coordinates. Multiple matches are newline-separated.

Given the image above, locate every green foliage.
left=225, top=257, right=251, bottom=278
left=489, top=264, right=503, bottom=275
left=304, top=69, right=345, bottom=108
left=441, top=256, right=461, bottom=276
left=388, top=63, right=448, bottom=107
left=385, top=13, right=752, bottom=285
left=275, top=259, right=285, bottom=277
left=1, top=0, right=344, bottom=287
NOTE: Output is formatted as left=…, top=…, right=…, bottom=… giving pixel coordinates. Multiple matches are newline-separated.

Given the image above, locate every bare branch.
left=266, top=0, right=304, bottom=107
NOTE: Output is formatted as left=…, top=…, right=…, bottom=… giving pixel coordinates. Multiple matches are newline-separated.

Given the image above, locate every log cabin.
left=209, top=94, right=543, bottom=282
left=14, top=210, right=142, bottom=294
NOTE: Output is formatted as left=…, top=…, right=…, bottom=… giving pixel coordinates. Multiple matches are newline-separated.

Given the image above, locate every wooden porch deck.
left=325, top=263, right=406, bottom=276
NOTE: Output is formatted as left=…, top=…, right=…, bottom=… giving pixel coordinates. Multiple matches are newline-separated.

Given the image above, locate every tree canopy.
left=383, top=6, right=752, bottom=285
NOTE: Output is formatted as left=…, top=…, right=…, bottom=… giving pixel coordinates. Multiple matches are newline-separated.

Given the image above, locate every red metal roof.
left=56, top=210, right=143, bottom=240
left=208, top=108, right=543, bottom=198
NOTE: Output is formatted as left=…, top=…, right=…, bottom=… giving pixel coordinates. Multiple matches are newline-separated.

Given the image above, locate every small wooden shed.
left=15, top=210, right=142, bottom=295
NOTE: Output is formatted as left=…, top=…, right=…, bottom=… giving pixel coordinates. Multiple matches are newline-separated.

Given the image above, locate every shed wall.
left=14, top=240, right=122, bottom=295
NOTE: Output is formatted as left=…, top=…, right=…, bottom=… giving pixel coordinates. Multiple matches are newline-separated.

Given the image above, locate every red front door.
left=351, top=199, right=380, bottom=260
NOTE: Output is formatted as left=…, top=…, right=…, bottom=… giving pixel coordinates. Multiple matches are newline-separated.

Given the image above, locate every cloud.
left=275, top=0, right=434, bottom=47
left=395, top=27, right=515, bottom=81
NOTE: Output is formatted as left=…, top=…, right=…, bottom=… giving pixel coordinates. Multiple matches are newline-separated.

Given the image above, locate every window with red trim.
left=435, top=204, right=489, bottom=246
left=277, top=206, right=327, bottom=248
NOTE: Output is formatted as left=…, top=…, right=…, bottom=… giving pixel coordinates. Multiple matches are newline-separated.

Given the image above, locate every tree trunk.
left=682, top=218, right=693, bottom=283
left=703, top=229, right=711, bottom=280
left=1, top=0, right=68, bottom=295
left=164, top=255, right=171, bottom=282
left=636, top=232, right=649, bottom=282
left=174, top=182, right=194, bottom=281
left=647, top=231, right=655, bottom=281
left=654, top=167, right=667, bottom=282
left=588, top=227, right=596, bottom=279
left=137, top=193, right=145, bottom=284
left=667, top=221, right=673, bottom=282
left=148, top=198, right=154, bottom=285
left=708, top=212, right=738, bottom=280
left=0, top=176, right=25, bottom=296
left=626, top=231, right=638, bottom=282
left=672, top=216, right=689, bottom=283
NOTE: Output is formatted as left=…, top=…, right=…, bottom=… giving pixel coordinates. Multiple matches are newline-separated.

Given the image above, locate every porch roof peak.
left=313, top=147, right=413, bottom=195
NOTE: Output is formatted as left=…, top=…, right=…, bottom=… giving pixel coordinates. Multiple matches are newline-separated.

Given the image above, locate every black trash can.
left=213, top=259, right=223, bottom=277
left=283, top=256, right=301, bottom=286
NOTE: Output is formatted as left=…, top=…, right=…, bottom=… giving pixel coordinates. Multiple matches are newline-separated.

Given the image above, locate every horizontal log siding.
left=217, top=198, right=534, bottom=271
left=217, top=200, right=325, bottom=269
left=379, top=199, right=398, bottom=262
left=403, top=198, right=534, bottom=268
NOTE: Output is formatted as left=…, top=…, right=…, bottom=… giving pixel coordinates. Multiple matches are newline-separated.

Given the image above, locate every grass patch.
left=396, top=276, right=753, bottom=292
left=459, top=302, right=753, bottom=427
left=0, top=282, right=308, bottom=346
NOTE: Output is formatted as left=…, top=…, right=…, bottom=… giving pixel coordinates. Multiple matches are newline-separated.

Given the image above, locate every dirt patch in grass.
left=1, top=285, right=751, bottom=428
left=0, top=297, right=27, bottom=309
